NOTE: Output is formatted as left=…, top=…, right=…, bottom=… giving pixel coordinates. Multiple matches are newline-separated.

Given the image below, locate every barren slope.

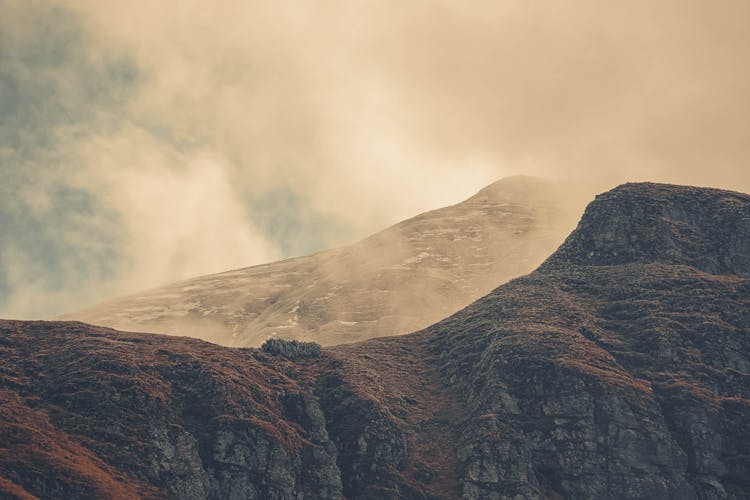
left=67, top=176, right=586, bottom=347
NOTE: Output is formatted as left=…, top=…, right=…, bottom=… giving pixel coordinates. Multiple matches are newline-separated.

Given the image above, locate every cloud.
left=63, top=0, right=507, bottom=226
left=77, top=130, right=279, bottom=291
left=0, top=1, right=131, bottom=317
left=1, top=0, right=749, bottom=317
left=0, top=1, right=279, bottom=317
left=65, top=0, right=750, bottom=193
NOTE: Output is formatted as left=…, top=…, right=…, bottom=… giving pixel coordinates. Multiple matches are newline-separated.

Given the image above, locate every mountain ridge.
left=66, top=176, right=589, bottom=347
left=2, top=181, right=749, bottom=499
left=541, top=181, right=750, bottom=275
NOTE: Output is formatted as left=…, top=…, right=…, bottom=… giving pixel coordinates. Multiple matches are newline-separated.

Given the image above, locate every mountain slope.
left=428, top=182, right=750, bottom=498
left=66, top=176, right=587, bottom=347
left=2, top=182, right=749, bottom=499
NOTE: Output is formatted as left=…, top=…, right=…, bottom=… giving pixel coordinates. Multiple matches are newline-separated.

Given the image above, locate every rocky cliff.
left=541, top=182, right=750, bottom=276
left=2, top=182, right=749, bottom=499
left=65, top=176, right=587, bottom=347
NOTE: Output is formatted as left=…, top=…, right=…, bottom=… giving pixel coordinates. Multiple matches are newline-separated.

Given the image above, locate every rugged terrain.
left=66, top=176, right=587, bottom=347
left=2, top=182, right=749, bottom=499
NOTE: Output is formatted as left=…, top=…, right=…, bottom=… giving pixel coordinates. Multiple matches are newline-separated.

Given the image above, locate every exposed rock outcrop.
left=542, top=182, right=750, bottom=276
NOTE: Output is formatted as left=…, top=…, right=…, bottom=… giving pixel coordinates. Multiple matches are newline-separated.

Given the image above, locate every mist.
left=1, top=0, right=749, bottom=318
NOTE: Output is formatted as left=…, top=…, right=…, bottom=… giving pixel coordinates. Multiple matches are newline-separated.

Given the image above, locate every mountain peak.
left=66, top=176, right=585, bottom=346
left=468, top=175, right=576, bottom=205
left=540, top=182, right=750, bottom=276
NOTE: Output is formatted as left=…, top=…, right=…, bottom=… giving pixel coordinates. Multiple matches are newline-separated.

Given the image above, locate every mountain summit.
left=2, top=182, right=748, bottom=499
left=67, top=176, right=589, bottom=346
left=542, top=182, right=750, bottom=275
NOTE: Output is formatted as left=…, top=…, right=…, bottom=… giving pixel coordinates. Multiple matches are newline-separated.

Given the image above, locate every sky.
left=1, top=0, right=749, bottom=318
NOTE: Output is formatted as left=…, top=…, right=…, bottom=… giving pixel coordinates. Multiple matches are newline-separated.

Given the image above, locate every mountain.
left=66, top=176, right=587, bottom=347
left=2, top=182, right=749, bottom=499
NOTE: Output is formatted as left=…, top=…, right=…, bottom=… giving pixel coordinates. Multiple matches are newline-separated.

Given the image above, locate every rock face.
left=2, top=182, right=749, bottom=499
left=431, top=263, right=749, bottom=498
left=0, top=322, right=459, bottom=499
left=429, top=183, right=750, bottom=499
left=65, top=176, right=587, bottom=347
left=542, top=182, right=750, bottom=276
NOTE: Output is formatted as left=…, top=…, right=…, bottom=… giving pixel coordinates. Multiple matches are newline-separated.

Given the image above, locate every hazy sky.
left=1, top=0, right=749, bottom=318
